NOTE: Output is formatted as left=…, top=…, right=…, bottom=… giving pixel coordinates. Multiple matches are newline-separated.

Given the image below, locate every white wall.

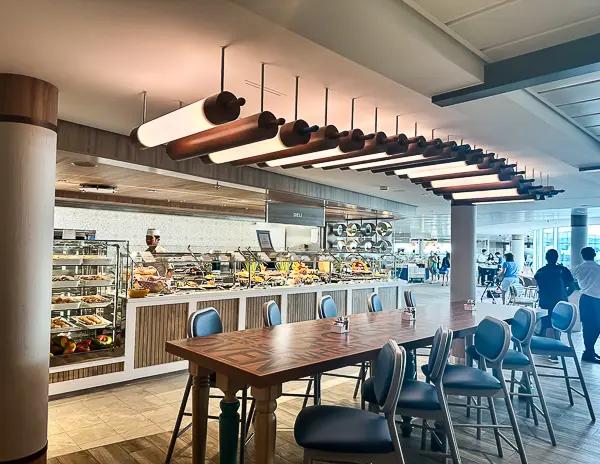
left=54, top=206, right=320, bottom=252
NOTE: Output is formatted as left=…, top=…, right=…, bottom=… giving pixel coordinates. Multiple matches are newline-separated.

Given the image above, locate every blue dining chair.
left=262, top=300, right=318, bottom=409
left=368, top=292, right=384, bottom=312
left=404, top=290, right=416, bottom=308
left=529, top=301, right=595, bottom=421
left=166, top=308, right=254, bottom=464
left=363, top=327, right=461, bottom=463
left=424, top=317, right=528, bottom=464
left=467, top=307, right=556, bottom=446
left=317, top=295, right=367, bottom=405
left=294, top=340, right=407, bottom=464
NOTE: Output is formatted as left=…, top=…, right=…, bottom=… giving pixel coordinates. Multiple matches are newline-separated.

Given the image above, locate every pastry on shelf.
left=51, top=296, right=79, bottom=304
left=51, top=317, right=71, bottom=329
left=52, top=275, right=77, bottom=282
left=80, top=295, right=110, bottom=304
left=77, top=274, right=111, bottom=281
left=77, top=315, right=105, bottom=325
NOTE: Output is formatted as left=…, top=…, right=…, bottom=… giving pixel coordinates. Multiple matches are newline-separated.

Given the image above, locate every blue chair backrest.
left=511, top=307, right=535, bottom=344
left=474, top=317, right=510, bottom=364
left=368, top=293, right=383, bottom=312
left=404, top=290, right=416, bottom=307
left=428, top=327, right=452, bottom=382
left=373, top=340, right=406, bottom=413
left=263, top=300, right=282, bottom=327
left=187, top=307, right=223, bottom=338
left=552, top=302, right=577, bottom=333
left=318, top=295, right=337, bottom=319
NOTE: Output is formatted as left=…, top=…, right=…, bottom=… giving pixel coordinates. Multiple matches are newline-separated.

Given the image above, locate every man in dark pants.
left=573, top=247, right=600, bottom=363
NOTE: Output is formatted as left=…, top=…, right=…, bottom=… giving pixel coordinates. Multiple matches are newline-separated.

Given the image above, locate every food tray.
left=82, top=257, right=113, bottom=266
left=51, top=302, right=82, bottom=311
left=80, top=299, right=112, bottom=308
left=53, top=258, right=83, bottom=266
left=52, top=280, right=80, bottom=289
left=71, top=315, right=112, bottom=329
left=50, top=317, right=78, bottom=333
left=80, top=279, right=114, bottom=287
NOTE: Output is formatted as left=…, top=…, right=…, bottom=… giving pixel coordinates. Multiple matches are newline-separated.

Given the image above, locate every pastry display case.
left=50, top=239, right=129, bottom=367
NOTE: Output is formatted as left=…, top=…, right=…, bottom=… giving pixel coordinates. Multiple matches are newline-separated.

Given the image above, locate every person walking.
left=498, top=252, right=519, bottom=304
left=428, top=252, right=439, bottom=283
left=439, top=252, right=450, bottom=286
left=572, top=247, right=600, bottom=363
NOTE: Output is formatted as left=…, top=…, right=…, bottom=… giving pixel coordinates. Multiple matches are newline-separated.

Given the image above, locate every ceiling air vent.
left=79, top=183, right=117, bottom=194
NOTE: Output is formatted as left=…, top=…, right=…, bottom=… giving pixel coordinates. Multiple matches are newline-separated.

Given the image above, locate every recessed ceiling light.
left=147, top=189, right=158, bottom=193
left=56, top=179, right=69, bottom=183
left=221, top=204, right=227, bottom=207
left=180, top=200, right=186, bottom=203
left=71, top=161, right=98, bottom=168
left=421, top=192, right=431, bottom=196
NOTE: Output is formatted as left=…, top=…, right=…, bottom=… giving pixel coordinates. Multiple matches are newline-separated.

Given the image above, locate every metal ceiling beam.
left=432, top=33, right=600, bottom=107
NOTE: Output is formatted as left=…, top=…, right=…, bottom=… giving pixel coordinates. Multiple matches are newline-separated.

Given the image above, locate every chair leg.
left=165, top=374, right=193, bottom=464
left=523, top=372, right=538, bottom=426
left=302, top=450, right=311, bottom=464
left=353, top=362, right=366, bottom=399
left=487, top=397, right=503, bottom=458
left=560, top=356, right=575, bottom=406
left=510, top=369, right=516, bottom=398
left=245, top=398, right=255, bottom=438
left=420, top=419, right=427, bottom=451
left=529, top=362, right=557, bottom=446
left=466, top=396, right=472, bottom=418
left=315, top=374, right=322, bottom=405
left=239, top=388, right=247, bottom=464
left=476, top=397, right=482, bottom=440
left=571, top=351, right=596, bottom=422
left=501, top=382, right=528, bottom=464
left=302, top=377, right=314, bottom=410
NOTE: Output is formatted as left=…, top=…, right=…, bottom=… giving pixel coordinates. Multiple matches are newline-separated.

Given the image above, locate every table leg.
left=190, top=364, right=211, bottom=464
left=217, top=375, right=243, bottom=464
left=251, top=384, right=282, bottom=464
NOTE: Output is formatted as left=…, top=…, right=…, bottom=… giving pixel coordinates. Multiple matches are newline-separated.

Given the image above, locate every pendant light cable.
left=220, top=46, right=226, bottom=93
left=295, top=76, right=299, bottom=121
left=351, top=98, right=356, bottom=130
left=324, top=88, right=329, bottom=126
left=261, top=63, right=265, bottom=112
left=374, top=107, right=378, bottom=133
left=142, top=91, right=147, bottom=124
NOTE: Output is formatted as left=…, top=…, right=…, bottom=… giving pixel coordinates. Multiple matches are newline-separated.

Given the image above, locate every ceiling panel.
left=537, top=80, right=600, bottom=107
left=572, top=113, right=600, bottom=129
left=558, top=99, right=600, bottom=118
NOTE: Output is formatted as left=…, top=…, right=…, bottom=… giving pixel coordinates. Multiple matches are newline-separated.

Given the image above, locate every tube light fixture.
left=166, top=111, right=285, bottom=162
left=314, top=151, right=392, bottom=169
left=131, top=91, right=245, bottom=148
left=204, top=120, right=318, bottom=164
left=473, top=198, right=536, bottom=205
left=350, top=154, right=425, bottom=171
left=394, top=161, right=478, bottom=177
left=452, top=188, right=521, bottom=200
left=430, top=174, right=503, bottom=188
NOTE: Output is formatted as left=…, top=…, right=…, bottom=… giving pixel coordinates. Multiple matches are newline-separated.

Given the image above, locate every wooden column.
left=0, top=74, right=58, bottom=463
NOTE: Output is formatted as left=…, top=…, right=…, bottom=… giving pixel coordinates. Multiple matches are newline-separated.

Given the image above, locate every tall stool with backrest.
left=263, top=300, right=318, bottom=409
left=403, top=290, right=416, bottom=308
left=424, top=317, right=528, bottom=464
left=368, top=292, right=384, bottom=313
left=530, top=301, right=595, bottom=421
left=467, top=307, right=556, bottom=446
left=363, top=327, right=462, bottom=463
left=294, top=340, right=407, bottom=464
left=165, top=308, right=254, bottom=464
left=317, top=295, right=367, bottom=405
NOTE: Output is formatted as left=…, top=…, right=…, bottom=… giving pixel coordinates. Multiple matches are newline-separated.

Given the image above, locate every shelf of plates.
left=50, top=239, right=130, bottom=367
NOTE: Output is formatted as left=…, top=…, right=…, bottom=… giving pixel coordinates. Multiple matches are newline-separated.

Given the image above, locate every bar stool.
left=530, top=301, right=595, bottom=421
left=467, top=307, right=556, bottom=446
left=363, top=327, right=462, bottom=463
left=318, top=295, right=368, bottom=404
left=403, top=290, right=416, bottom=308
left=294, top=340, right=407, bottom=464
left=165, top=308, right=254, bottom=464
left=367, top=292, right=384, bottom=312
left=263, top=300, right=318, bottom=409
left=424, top=317, right=528, bottom=464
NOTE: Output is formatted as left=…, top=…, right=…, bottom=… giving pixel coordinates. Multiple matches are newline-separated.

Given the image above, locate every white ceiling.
left=2, top=0, right=600, bottom=232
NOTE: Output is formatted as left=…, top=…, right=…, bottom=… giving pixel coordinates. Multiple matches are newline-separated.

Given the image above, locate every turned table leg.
left=216, top=375, right=244, bottom=464
left=251, top=384, right=282, bottom=464
left=190, top=364, right=211, bottom=464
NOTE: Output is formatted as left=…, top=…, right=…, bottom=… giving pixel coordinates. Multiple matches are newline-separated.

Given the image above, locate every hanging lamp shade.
left=387, top=151, right=489, bottom=178
left=166, top=111, right=285, bottom=162
left=130, top=91, right=245, bottom=149
left=230, top=125, right=345, bottom=167
left=386, top=135, right=427, bottom=156
left=269, top=128, right=373, bottom=168
left=409, top=159, right=510, bottom=184
left=306, top=132, right=401, bottom=170
left=203, top=119, right=318, bottom=164
left=428, top=175, right=529, bottom=194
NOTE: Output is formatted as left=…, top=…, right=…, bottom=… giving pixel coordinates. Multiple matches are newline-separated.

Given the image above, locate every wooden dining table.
left=165, top=301, right=518, bottom=464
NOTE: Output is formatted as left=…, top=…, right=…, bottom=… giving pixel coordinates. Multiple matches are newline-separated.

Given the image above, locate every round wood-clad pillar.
left=0, top=74, right=58, bottom=463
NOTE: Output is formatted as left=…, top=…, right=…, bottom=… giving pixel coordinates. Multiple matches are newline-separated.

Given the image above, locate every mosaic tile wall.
left=54, top=206, right=320, bottom=252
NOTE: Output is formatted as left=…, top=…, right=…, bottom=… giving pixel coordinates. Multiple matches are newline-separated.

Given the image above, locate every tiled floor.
left=48, top=282, right=600, bottom=463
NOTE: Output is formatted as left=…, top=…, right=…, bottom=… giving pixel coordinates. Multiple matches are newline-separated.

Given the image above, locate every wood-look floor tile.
left=87, top=443, right=139, bottom=464
left=130, top=446, right=168, bottom=464
left=56, top=450, right=100, bottom=464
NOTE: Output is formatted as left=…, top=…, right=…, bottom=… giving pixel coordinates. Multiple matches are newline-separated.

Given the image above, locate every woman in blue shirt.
left=499, top=252, right=519, bottom=304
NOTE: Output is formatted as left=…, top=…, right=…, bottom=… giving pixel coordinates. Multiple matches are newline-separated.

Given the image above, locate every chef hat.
left=146, top=228, right=161, bottom=237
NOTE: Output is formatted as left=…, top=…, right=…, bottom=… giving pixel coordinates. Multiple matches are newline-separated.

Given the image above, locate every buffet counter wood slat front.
left=48, top=280, right=405, bottom=395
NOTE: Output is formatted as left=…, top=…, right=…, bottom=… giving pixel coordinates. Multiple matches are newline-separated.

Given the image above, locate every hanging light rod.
left=375, top=148, right=487, bottom=175
left=432, top=176, right=531, bottom=196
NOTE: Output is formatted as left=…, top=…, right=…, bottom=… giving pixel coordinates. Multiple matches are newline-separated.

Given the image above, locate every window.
left=557, top=227, right=570, bottom=268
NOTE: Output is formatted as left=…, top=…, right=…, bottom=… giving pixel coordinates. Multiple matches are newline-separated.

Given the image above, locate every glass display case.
left=50, top=239, right=129, bottom=366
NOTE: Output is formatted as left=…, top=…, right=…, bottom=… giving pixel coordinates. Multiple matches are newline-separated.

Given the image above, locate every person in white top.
left=572, top=247, right=600, bottom=363
left=476, top=249, right=488, bottom=286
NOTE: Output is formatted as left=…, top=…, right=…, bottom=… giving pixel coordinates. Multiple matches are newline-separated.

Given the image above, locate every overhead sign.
left=266, top=202, right=325, bottom=227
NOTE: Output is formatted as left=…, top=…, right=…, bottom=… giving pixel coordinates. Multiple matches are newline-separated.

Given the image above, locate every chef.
left=146, top=228, right=167, bottom=254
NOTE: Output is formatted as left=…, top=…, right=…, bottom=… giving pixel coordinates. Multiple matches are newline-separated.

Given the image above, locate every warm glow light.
left=136, top=98, right=214, bottom=148
left=474, top=199, right=535, bottom=205
left=208, top=134, right=288, bottom=164
left=314, top=152, right=389, bottom=168
left=430, top=174, right=501, bottom=188
left=452, top=188, right=521, bottom=200
left=394, top=161, right=473, bottom=177
left=266, top=146, right=343, bottom=167
left=349, top=155, right=425, bottom=170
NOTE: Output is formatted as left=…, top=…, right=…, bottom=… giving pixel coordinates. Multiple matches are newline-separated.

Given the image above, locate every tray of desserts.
left=71, top=314, right=112, bottom=329
left=80, top=295, right=112, bottom=308
left=52, top=275, right=80, bottom=289
left=50, top=316, right=78, bottom=333
left=78, top=274, right=114, bottom=287
left=53, top=255, right=83, bottom=266
left=51, top=296, right=81, bottom=310
left=81, top=255, right=113, bottom=266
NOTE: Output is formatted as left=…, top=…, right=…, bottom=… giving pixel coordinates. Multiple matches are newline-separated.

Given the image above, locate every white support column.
left=450, top=204, right=477, bottom=303
left=238, top=296, right=247, bottom=330
left=571, top=207, right=588, bottom=267
left=0, top=74, right=58, bottom=463
left=346, top=288, right=353, bottom=314
left=510, top=234, right=525, bottom=272
left=280, top=293, right=288, bottom=323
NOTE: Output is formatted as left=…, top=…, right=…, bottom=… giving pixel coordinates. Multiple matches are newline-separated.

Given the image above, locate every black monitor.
left=256, top=230, right=274, bottom=252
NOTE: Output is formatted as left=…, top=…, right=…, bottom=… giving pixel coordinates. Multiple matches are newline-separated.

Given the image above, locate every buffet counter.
left=49, top=279, right=406, bottom=395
